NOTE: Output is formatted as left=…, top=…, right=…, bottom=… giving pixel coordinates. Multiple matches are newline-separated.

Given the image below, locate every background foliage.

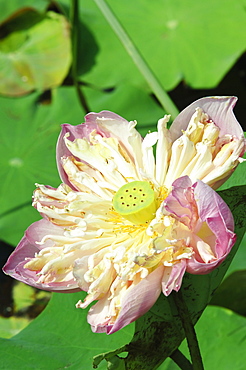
left=0, top=0, right=245, bottom=369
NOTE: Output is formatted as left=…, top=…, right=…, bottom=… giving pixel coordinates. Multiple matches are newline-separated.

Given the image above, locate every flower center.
left=113, top=181, right=157, bottom=225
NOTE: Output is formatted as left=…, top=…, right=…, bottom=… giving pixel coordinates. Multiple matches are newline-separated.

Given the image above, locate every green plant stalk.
left=93, top=0, right=179, bottom=118
left=173, top=291, right=205, bottom=370
left=70, top=0, right=90, bottom=113
left=170, top=349, right=193, bottom=370
left=93, top=345, right=128, bottom=368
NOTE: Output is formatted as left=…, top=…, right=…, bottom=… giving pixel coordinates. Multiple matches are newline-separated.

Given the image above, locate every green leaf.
left=0, top=316, right=30, bottom=339
left=12, top=281, right=50, bottom=316
left=187, top=306, right=246, bottom=370
left=227, top=233, right=246, bottom=276
left=158, top=306, right=246, bottom=369
left=107, top=356, right=126, bottom=370
left=92, top=0, right=179, bottom=117
left=210, top=270, right=246, bottom=316
left=13, top=282, right=37, bottom=312
left=0, top=291, right=134, bottom=370
left=218, top=160, right=246, bottom=191
left=58, top=0, right=246, bottom=90
left=0, top=0, right=49, bottom=24
left=0, top=86, right=85, bottom=245
left=0, top=9, right=71, bottom=96
left=84, top=83, right=165, bottom=136
left=218, top=146, right=246, bottom=277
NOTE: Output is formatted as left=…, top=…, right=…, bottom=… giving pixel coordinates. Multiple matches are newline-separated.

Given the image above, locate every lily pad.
left=158, top=305, right=246, bottom=369
left=58, top=0, right=246, bottom=90
left=0, top=291, right=134, bottom=370
left=210, top=269, right=246, bottom=317
left=227, top=233, right=246, bottom=276
left=0, top=9, right=71, bottom=96
left=0, top=316, right=30, bottom=339
left=84, top=82, right=165, bottom=135
left=0, top=86, right=85, bottom=245
left=0, top=0, right=49, bottom=24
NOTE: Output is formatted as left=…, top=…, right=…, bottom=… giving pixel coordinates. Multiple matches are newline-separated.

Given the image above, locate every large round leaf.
left=84, top=82, right=165, bottom=135
left=0, top=0, right=48, bottom=24
left=158, top=305, right=246, bottom=369
left=58, top=0, right=246, bottom=90
left=0, top=291, right=134, bottom=370
left=0, top=86, right=85, bottom=245
left=0, top=9, right=71, bottom=96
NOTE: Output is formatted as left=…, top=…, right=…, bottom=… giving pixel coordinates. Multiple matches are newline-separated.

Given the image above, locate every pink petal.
left=85, top=110, right=142, bottom=159
left=164, top=177, right=236, bottom=275
left=162, top=260, right=187, bottom=296
left=194, top=180, right=234, bottom=232
left=163, top=176, right=197, bottom=229
left=170, top=96, right=243, bottom=141
left=3, top=219, right=80, bottom=292
left=189, top=180, right=236, bottom=273
left=87, top=265, right=164, bottom=334
left=56, top=123, right=101, bottom=188
left=56, top=111, right=130, bottom=187
left=85, top=110, right=128, bottom=126
left=86, top=294, right=112, bottom=333
left=25, top=218, right=64, bottom=247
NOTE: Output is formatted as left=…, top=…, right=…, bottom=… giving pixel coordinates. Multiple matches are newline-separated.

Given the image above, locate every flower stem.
left=173, top=291, right=204, bottom=370
left=93, top=0, right=179, bottom=118
left=93, top=345, right=128, bottom=368
left=70, top=0, right=90, bottom=113
left=170, top=349, right=193, bottom=370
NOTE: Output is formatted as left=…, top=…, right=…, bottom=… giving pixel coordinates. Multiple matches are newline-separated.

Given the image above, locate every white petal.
left=156, top=115, right=172, bottom=185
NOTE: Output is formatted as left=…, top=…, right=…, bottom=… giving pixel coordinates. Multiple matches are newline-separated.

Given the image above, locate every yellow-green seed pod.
left=113, top=181, right=157, bottom=224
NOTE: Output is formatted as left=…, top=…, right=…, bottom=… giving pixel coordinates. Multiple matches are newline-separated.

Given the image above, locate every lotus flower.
left=3, top=96, right=244, bottom=334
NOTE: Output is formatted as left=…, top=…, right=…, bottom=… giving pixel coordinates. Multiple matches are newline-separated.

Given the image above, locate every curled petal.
left=163, top=176, right=198, bottom=229
left=85, top=111, right=144, bottom=172
left=194, top=180, right=234, bottom=231
left=85, top=110, right=129, bottom=132
left=57, top=111, right=142, bottom=189
left=87, top=265, right=164, bottom=334
left=170, top=96, right=244, bottom=141
left=186, top=180, right=236, bottom=273
left=164, top=176, right=236, bottom=275
left=82, top=294, right=112, bottom=333
left=56, top=111, right=122, bottom=186
left=162, top=260, right=187, bottom=296
left=3, top=219, right=80, bottom=292
left=56, top=119, right=111, bottom=188
left=166, top=97, right=246, bottom=189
